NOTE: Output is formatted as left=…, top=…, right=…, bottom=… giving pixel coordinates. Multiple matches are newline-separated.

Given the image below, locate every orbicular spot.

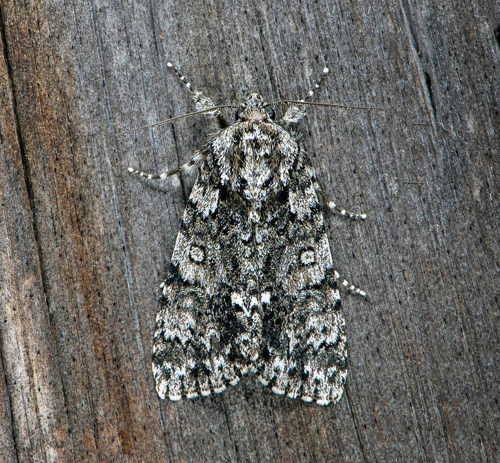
left=189, top=244, right=205, bottom=263
left=300, top=249, right=316, bottom=266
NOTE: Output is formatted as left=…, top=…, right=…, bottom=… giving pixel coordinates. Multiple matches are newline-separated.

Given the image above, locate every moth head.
left=236, top=93, right=276, bottom=122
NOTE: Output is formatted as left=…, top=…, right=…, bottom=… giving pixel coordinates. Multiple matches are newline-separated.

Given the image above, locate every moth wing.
left=153, top=163, right=250, bottom=400
left=258, top=156, right=347, bottom=405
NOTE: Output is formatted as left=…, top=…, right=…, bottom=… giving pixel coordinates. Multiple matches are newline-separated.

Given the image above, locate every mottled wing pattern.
left=152, top=152, right=260, bottom=400
left=150, top=88, right=352, bottom=405
left=257, top=151, right=347, bottom=405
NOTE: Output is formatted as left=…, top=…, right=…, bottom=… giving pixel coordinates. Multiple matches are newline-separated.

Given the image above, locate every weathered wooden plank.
left=1, top=0, right=499, bottom=462
left=0, top=13, right=72, bottom=463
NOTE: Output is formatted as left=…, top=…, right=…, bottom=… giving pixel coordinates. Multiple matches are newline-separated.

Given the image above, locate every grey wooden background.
left=1, top=0, right=499, bottom=462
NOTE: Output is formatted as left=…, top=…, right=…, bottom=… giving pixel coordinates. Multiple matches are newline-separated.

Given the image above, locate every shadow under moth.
left=129, top=62, right=377, bottom=405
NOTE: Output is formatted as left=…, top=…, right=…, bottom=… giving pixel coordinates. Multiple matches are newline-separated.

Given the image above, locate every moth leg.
left=314, top=183, right=367, bottom=220
left=282, top=67, right=330, bottom=124
left=302, top=66, right=330, bottom=103
left=127, top=151, right=207, bottom=180
left=334, top=270, right=367, bottom=297
left=167, top=62, right=228, bottom=128
left=323, top=192, right=367, bottom=220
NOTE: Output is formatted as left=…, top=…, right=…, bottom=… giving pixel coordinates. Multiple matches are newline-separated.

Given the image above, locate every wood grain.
left=1, top=0, right=499, bottom=461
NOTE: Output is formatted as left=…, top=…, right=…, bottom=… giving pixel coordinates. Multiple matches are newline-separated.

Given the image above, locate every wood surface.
left=1, top=0, right=499, bottom=462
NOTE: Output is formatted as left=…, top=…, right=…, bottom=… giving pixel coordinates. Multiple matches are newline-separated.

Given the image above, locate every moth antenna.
left=127, top=105, right=239, bottom=132
left=270, top=100, right=384, bottom=112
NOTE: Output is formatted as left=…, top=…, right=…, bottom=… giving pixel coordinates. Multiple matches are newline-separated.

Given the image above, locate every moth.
left=129, top=63, right=376, bottom=405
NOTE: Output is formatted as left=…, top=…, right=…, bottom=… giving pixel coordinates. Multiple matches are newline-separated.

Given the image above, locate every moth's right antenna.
left=278, top=67, right=383, bottom=124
